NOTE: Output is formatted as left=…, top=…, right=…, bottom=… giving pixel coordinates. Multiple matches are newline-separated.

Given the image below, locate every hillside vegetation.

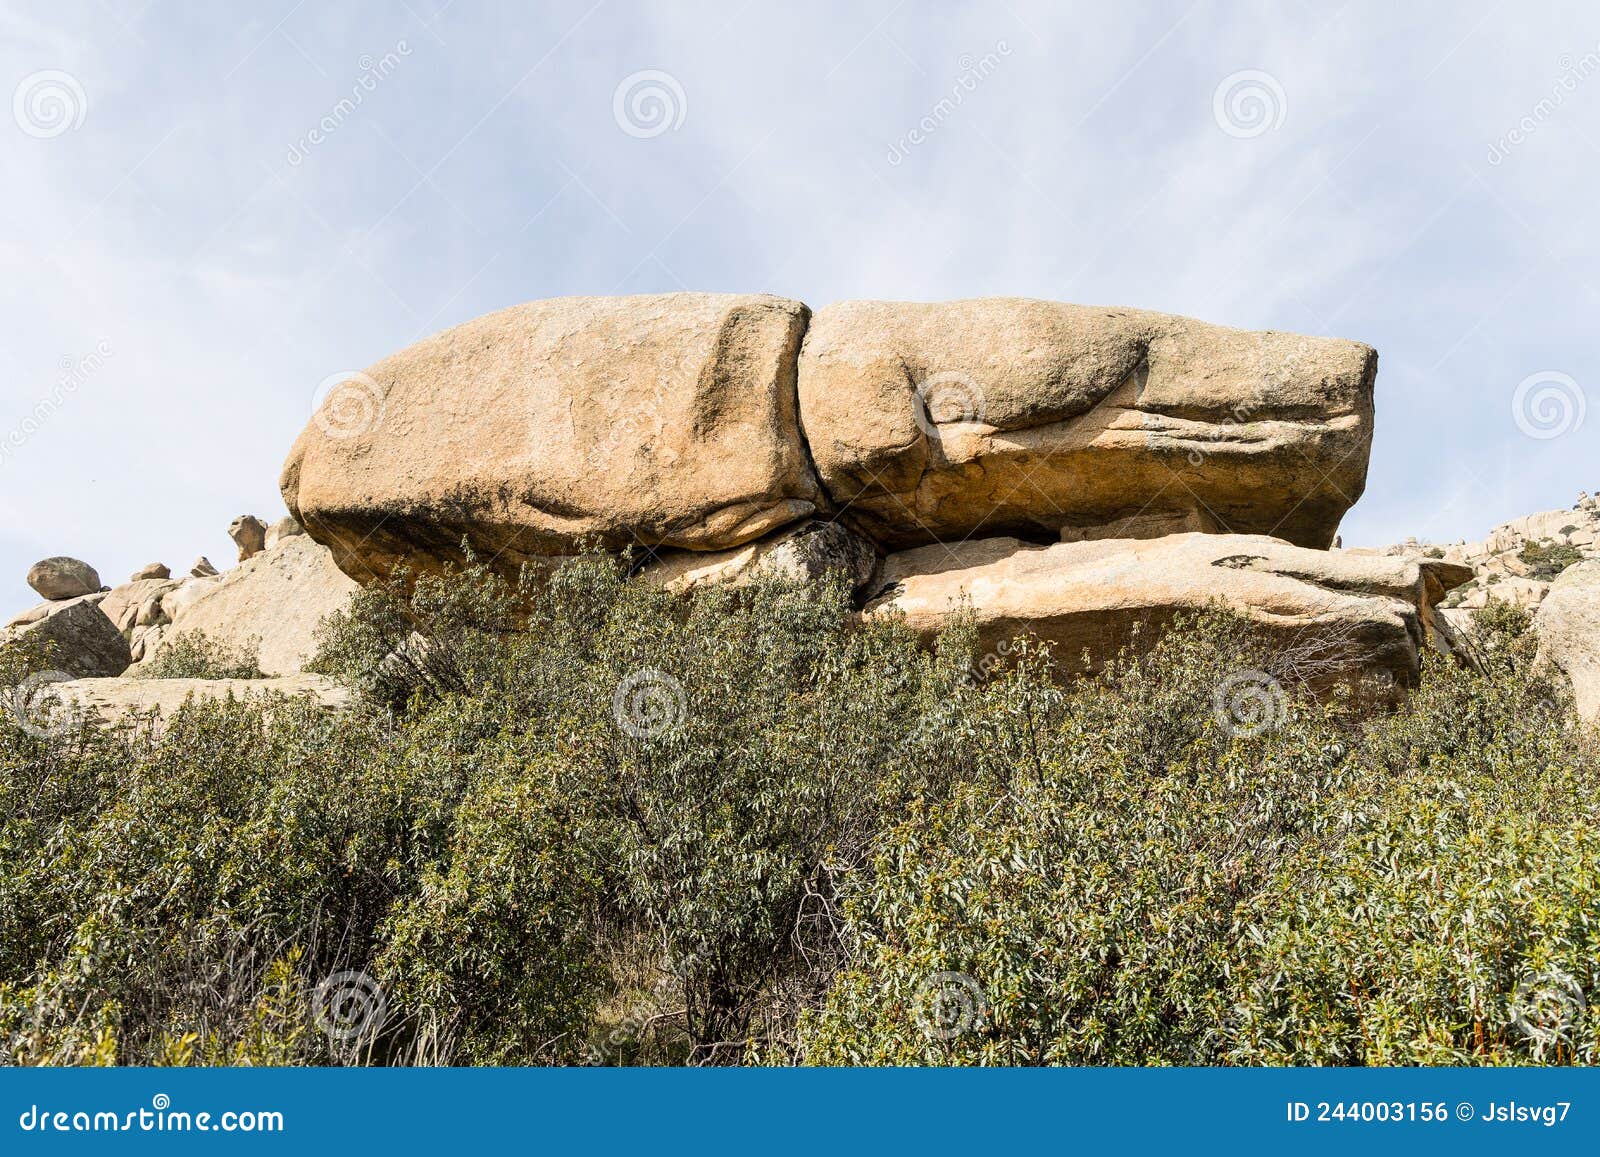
left=0, top=556, right=1594, bottom=1066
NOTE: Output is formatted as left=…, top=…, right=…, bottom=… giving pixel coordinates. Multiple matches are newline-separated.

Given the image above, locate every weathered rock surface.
left=798, top=299, right=1374, bottom=551
left=190, top=557, right=219, bottom=578
left=131, top=563, right=171, bottom=581
left=865, top=533, right=1469, bottom=690
left=99, top=577, right=181, bottom=636
left=643, top=520, right=879, bottom=599
left=283, top=293, right=822, bottom=582
left=229, top=515, right=267, bottom=561
left=1535, top=560, right=1600, bottom=722
left=2, top=595, right=130, bottom=677
left=27, top=556, right=102, bottom=600
left=137, top=534, right=359, bottom=676
left=264, top=515, right=304, bottom=550
left=54, top=673, right=349, bottom=728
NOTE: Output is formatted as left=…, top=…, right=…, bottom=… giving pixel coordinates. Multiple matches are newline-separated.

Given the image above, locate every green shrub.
left=1519, top=539, right=1584, bottom=581
left=134, top=631, right=264, bottom=680
left=797, top=623, right=1591, bottom=1065
left=1, top=555, right=1593, bottom=1068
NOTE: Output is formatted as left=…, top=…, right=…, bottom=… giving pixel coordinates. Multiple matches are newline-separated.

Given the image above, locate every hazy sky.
left=1, top=1, right=1595, bottom=609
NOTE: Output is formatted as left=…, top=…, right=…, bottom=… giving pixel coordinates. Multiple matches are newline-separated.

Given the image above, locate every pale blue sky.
left=1, top=1, right=1595, bottom=609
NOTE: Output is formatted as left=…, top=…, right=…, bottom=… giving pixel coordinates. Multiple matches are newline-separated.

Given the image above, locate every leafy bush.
left=1519, top=539, right=1584, bottom=581
left=0, top=554, right=1594, bottom=1067
left=798, top=617, right=1591, bottom=1065
left=134, top=631, right=264, bottom=679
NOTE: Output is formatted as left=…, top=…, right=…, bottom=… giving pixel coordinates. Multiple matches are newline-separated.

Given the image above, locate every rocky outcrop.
left=100, top=577, right=181, bottom=636
left=1535, top=560, right=1600, bottom=721
left=642, top=520, right=879, bottom=598
left=865, top=533, right=1469, bottom=690
left=264, top=516, right=303, bottom=550
left=27, top=556, right=103, bottom=600
left=228, top=515, right=267, bottom=561
left=53, top=673, right=349, bottom=729
left=2, top=594, right=131, bottom=677
left=798, top=299, right=1374, bottom=551
left=136, top=533, right=359, bottom=676
left=282, top=293, right=823, bottom=582
left=1395, top=494, right=1599, bottom=616
left=281, top=294, right=1378, bottom=582
left=130, top=563, right=171, bottom=581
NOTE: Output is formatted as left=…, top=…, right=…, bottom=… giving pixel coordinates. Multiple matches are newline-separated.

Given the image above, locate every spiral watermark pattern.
left=7, top=670, right=76, bottom=739
left=911, top=371, right=986, bottom=437
left=13, top=70, right=87, bottom=139
left=611, top=667, right=686, bottom=738
left=1509, top=968, right=1586, bottom=1050
left=312, top=970, right=387, bottom=1049
left=1212, top=70, right=1286, bottom=139
left=312, top=371, right=386, bottom=440
left=1212, top=669, right=1287, bottom=738
left=612, top=70, right=687, bottom=138
left=1511, top=371, right=1585, bottom=440
left=912, top=971, right=987, bottom=1040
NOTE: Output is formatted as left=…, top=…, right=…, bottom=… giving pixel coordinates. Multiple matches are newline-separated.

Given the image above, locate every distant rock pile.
left=1375, top=493, right=1599, bottom=719
left=3, top=513, right=356, bottom=719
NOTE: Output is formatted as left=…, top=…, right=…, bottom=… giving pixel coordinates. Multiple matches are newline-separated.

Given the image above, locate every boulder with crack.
left=798, top=298, right=1374, bottom=552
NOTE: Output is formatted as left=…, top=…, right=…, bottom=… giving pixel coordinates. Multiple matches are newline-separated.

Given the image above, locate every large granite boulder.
left=137, top=534, right=359, bottom=676
left=865, top=533, right=1469, bottom=691
left=1535, top=560, right=1600, bottom=721
left=27, top=556, right=102, bottom=600
left=282, top=294, right=822, bottom=582
left=2, top=594, right=130, bottom=677
left=798, top=299, right=1374, bottom=551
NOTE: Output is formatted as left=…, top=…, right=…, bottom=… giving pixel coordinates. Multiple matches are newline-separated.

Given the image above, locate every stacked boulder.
left=5, top=557, right=127, bottom=677
left=3, top=515, right=357, bottom=724
left=281, top=292, right=1470, bottom=694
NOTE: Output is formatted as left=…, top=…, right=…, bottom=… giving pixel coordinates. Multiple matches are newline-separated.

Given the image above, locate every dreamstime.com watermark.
left=17, top=1094, right=284, bottom=1134
left=886, top=42, right=1011, bottom=165
left=1488, top=45, right=1600, bottom=164
left=1212, top=69, right=1286, bottom=139
left=1509, top=968, right=1588, bottom=1055
left=910, top=370, right=987, bottom=436
left=311, top=370, right=386, bottom=440
left=1212, top=669, right=1288, bottom=738
left=287, top=41, right=412, bottom=165
left=899, top=636, right=1020, bottom=751
left=312, top=969, right=387, bottom=1057
left=1511, top=370, right=1586, bottom=440
left=612, top=667, right=687, bottom=738
left=13, top=70, right=86, bottom=138
left=1181, top=337, right=1314, bottom=466
left=613, top=70, right=687, bottom=138
left=913, top=971, right=987, bottom=1039
left=5, top=670, right=78, bottom=740
left=0, top=340, right=112, bottom=467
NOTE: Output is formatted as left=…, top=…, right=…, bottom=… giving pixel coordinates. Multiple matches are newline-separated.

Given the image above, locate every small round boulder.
left=27, top=556, right=101, bottom=601
left=131, top=562, right=171, bottom=581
